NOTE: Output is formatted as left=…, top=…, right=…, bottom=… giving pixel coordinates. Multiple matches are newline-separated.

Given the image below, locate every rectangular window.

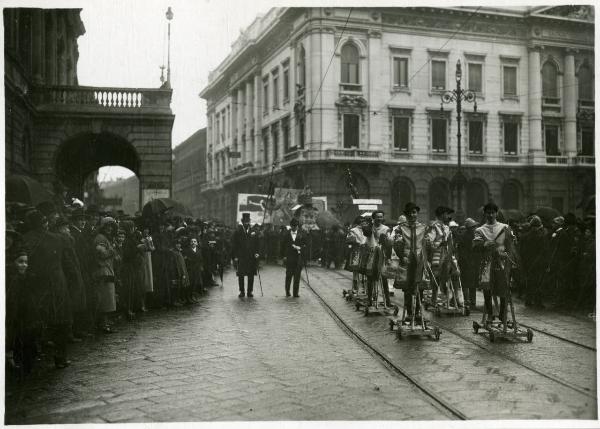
left=468, top=121, right=483, bottom=153
left=262, top=77, right=269, bottom=115
left=343, top=114, right=359, bottom=148
left=393, top=57, right=408, bottom=88
left=503, top=66, right=517, bottom=96
left=581, top=128, right=594, bottom=156
left=468, top=63, right=482, bottom=93
left=393, top=116, right=409, bottom=151
left=215, top=114, right=220, bottom=143
left=431, top=119, right=447, bottom=152
left=262, top=129, right=269, bottom=164
left=272, top=72, right=279, bottom=110
left=272, top=127, right=279, bottom=161
left=283, top=68, right=290, bottom=101
left=221, top=109, right=226, bottom=139
left=298, top=118, right=305, bottom=149
left=282, top=117, right=290, bottom=152
left=545, top=125, right=560, bottom=156
left=431, top=60, right=446, bottom=90
left=503, top=122, right=518, bottom=154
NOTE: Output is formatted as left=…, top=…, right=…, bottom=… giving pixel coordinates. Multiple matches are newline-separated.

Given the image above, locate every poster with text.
left=236, top=193, right=268, bottom=225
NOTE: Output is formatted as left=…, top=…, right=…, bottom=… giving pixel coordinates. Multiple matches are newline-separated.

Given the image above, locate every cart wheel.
left=389, top=319, right=395, bottom=331
left=393, top=306, right=399, bottom=316
left=526, top=329, right=533, bottom=343
left=472, top=321, right=479, bottom=334
left=489, top=331, right=496, bottom=342
left=465, top=306, right=470, bottom=317
left=434, top=327, right=441, bottom=341
left=364, top=307, right=369, bottom=316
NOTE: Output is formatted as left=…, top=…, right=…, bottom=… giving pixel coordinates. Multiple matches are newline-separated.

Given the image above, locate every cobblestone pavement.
left=308, top=268, right=597, bottom=420
left=6, top=265, right=454, bottom=424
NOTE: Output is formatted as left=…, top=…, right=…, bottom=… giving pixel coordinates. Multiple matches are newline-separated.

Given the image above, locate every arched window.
left=502, top=181, right=521, bottom=210
left=542, top=61, right=558, bottom=101
left=341, top=44, right=359, bottom=84
left=391, top=178, right=415, bottom=221
left=297, top=45, right=306, bottom=88
left=466, top=181, right=487, bottom=219
left=429, top=179, right=449, bottom=218
left=578, top=64, right=594, bottom=101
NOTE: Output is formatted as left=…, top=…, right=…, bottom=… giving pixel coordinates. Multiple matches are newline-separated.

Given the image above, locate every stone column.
left=237, top=87, right=244, bottom=162
left=527, top=46, right=544, bottom=160
left=253, top=74, right=261, bottom=165
left=564, top=49, right=577, bottom=156
left=31, top=10, right=44, bottom=84
left=57, top=15, right=68, bottom=85
left=45, top=11, right=57, bottom=85
left=246, top=79, right=253, bottom=163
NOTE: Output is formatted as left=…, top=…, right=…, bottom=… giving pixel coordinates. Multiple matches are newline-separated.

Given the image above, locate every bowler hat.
left=403, top=202, right=420, bottom=214
left=435, top=206, right=455, bottom=217
left=25, top=210, right=47, bottom=229
left=290, top=218, right=299, bottom=227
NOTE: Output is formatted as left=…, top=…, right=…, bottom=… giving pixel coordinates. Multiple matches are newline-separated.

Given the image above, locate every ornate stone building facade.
left=173, top=128, right=207, bottom=217
left=5, top=8, right=174, bottom=207
left=199, top=6, right=594, bottom=225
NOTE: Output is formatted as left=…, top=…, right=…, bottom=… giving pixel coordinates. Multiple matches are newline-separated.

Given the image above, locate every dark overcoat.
left=281, top=229, right=307, bottom=273
left=22, top=230, right=75, bottom=325
left=231, top=225, right=259, bottom=277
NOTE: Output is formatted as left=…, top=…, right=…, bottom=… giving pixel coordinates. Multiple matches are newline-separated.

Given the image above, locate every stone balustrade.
left=33, top=85, right=173, bottom=113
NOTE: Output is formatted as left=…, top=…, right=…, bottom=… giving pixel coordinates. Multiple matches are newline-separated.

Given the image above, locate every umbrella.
left=315, top=209, right=342, bottom=229
left=142, top=198, right=192, bottom=219
left=535, top=206, right=562, bottom=225
left=6, top=174, right=54, bottom=206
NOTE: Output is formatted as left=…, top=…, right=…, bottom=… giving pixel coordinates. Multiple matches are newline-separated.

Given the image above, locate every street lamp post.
left=440, top=59, right=477, bottom=222
left=165, top=7, right=174, bottom=88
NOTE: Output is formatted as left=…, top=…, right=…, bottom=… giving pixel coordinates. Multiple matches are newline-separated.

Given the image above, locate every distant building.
left=172, top=128, right=207, bottom=217
left=199, top=6, right=594, bottom=225
left=99, top=176, right=140, bottom=215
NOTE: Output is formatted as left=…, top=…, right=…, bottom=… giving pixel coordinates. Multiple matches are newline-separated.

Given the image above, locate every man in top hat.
left=519, top=215, right=549, bottom=308
left=281, top=217, right=307, bottom=297
left=232, top=213, right=260, bottom=298
left=391, top=202, right=429, bottom=321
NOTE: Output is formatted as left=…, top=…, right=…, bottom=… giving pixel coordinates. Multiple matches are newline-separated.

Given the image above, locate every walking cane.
left=256, top=259, right=264, bottom=297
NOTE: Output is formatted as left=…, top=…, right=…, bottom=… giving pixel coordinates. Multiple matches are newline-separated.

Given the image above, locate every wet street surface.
left=5, top=265, right=597, bottom=423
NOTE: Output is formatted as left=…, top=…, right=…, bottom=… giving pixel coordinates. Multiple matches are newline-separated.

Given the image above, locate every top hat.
left=241, top=213, right=251, bottom=222
left=290, top=217, right=299, bottom=227
left=403, top=202, right=420, bottom=214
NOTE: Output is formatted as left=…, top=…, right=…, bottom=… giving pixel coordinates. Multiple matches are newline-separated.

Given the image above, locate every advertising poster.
left=236, top=193, right=268, bottom=225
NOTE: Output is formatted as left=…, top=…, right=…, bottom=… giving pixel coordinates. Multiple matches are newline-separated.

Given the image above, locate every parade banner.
left=236, top=193, right=268, bottom=225
left=265, top=188, right=327, bottom=230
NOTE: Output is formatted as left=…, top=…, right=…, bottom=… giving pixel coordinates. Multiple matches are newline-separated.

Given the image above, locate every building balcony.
left=571, top=155, right=595, bottom=166
left=32, top=85, right=173, bottom=115
left=545, top=155, right=569, bottom=165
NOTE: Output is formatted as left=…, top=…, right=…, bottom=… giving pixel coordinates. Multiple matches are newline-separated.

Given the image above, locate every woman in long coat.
left=93, top=217, right=118, bottom=333
left=140, top=227, right=155, bottom=311
left=120, top=221, right=146, bottom=318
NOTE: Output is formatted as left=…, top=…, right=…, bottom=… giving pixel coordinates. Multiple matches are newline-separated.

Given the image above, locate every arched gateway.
left=34, top=86, right=175, bottom=209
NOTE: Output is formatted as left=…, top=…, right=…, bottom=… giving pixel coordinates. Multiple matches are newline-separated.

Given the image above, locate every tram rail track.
left=301, top=273, right=467, bottom=420
left=331, top=270, right=596, bottom=399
